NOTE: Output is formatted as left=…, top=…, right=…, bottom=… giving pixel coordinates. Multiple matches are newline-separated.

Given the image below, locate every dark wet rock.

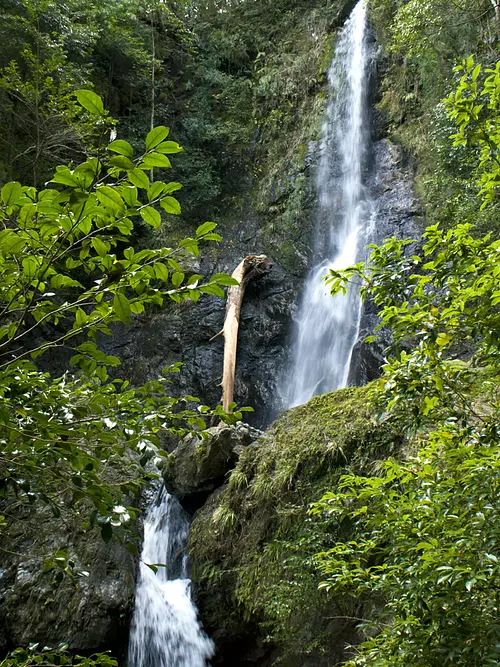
left=0, top=508, right=136, bottom=662
left=164, top=422, right=262, bottom=511
left=349, top=138, right=424, bottom=386
left=101, top=229, right=301, bottom=430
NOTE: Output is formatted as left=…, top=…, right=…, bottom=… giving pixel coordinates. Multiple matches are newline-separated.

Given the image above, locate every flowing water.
left=285, top=0, right=374, bottom=407
left=128, top=489, right=214, bottom=667
left=128, top=3, right=375, bottom=662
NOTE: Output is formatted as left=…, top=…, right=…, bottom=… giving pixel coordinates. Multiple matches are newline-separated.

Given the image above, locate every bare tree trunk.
left=219, top=255, right=272, bottom=412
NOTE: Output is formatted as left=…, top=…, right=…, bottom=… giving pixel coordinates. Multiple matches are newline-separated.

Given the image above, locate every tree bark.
left=220, top=255, right=272, bottom=412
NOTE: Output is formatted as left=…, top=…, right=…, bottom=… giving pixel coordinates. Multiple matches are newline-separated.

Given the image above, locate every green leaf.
left=91, top=237, right=109, bottom=257
left=164, top=182, right=182, bottom=194
left=142, top=153, right=172, bottom=169
left=171, top=272, right=184, bottom=287
left=147, top=180, right=182, bottom=201
left=146, top=126, right=170, bottom=150
left=154, top=263, right=169, bottom=281
left=101, top=521, right=113, bottom=542
left=155, top=141, right=183, bottom=154
left=108, top=140, right=134, bottom=158
left=0, top=229, right=25, bottom=255
left=140, top=206, right=162, bottom=228
left=96, top=186, right=124, bottom=212
left=50, top=274, right=83, bottom=289
left=120, top=185, right=139, bottom=207
left=109, top=155, right=134, bottom=170
left=52, top=168, right=78, bottom=187
left=1, top=181, right=22, bottom=206
left=202, top=233, right=222, bottom=242
left=147, top=182, right=168, bottom=202
left=212, top=273, right=239, bottom=286
left=160, top=197, right=181, bottom=215
left=113, top=292, right=132, bottom=323
left=75, top=89, right=104, bottom=115
left=196, top=221, right=217, bottom=237
left=200, top=284, right=225, bottom=297
left=128, top=169, right=150, bottom=189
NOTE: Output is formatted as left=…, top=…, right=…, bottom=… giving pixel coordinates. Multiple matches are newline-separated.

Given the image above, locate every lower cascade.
left=127, top=490, right=214, bottom=667
left=285, top=0, right=375, bottom=408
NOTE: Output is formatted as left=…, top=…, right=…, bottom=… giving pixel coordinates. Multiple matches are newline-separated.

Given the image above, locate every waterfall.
left=128, top=490, right=214, bottom=667
left=285, top=0, right=374, bottom=408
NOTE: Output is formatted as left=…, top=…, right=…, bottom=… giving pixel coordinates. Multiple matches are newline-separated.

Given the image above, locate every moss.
left=189, top=385, right=406, bottom=664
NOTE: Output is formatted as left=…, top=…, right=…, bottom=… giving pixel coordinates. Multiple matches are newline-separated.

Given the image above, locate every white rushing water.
left=285, top=0, right=374, bottom=408
left=128, top=490, right=214, bottom=667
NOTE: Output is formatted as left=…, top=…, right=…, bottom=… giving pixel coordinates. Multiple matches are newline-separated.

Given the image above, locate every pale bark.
left=219, top=255, right=272, bottom=412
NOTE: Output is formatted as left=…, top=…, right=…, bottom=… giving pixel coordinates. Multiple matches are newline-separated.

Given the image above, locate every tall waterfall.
left=285, top=0, right=374, bottom=408
left=128, top=490, right=214, bottom=667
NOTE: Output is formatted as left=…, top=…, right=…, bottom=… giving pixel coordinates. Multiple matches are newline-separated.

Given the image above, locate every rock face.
left=0, top=508, right=136, bottom=662
left=103, top=136, right=421, bottom=431
left=164, top=422, right=263, bottom=511
left=348, top=137, right=424, bottom=385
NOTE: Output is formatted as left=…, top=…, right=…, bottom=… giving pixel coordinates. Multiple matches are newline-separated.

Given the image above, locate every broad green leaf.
left=142, top=153, right=172, bottom=169
left=163, top=182, right=182, bottom=194
left=146, top=126, right=170, bottom=150
left=120, top=185, right=139, bottom=207
left=179, top=238, right=199, bottom=257
left=113, top=292, right=131, bottom=323
left=168, top=258, right=183, bottom=272
left=171, top=272, right=184, bottom=288
left=22, top=255, right=39, bottom=279
left=155, top=141, right=183, bottom=155
left=0, top=229, right=25, bottom=255
left=128, top=169, right=150, bottom=189
left=108, top=139, right=134, bottom=157
left=75, top=307, right=87, bottom=328
left=212, top=273, right=239, bottom=286
left=101, top=521, right=113, bottom=542
left=50, top=274, right=83, bottom=289
left=196, top=221, right=217, bottom=237
left=148, top=181, right=168, bottom=202
left=96, top=186, right=124, bottom=212
left=200, top=284, right=225, bottom=297
left=1, top=181, right=22, bottom=206
left=154, top=263, right=169, bottom=281
left=109, top=155, right=134, bottom=170
left=52, top=168, right=78, bottom=187
left=75, top=89, right=104, bottom=115
left=160, top=197, right=181, bottom=215
left=91, top=237, right=109, bottom=256
left=140, top=206, right=162, bottom=228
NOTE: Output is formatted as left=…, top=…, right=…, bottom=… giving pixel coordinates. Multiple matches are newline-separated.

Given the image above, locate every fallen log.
left=218, top=255, right=272, bottom=412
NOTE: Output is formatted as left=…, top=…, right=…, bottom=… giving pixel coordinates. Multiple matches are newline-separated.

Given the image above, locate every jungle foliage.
left=316, top=54, right=500, bottom=666
left=0, top=85, right=242, bottom=593
left=369, top=0, right=499, bottom=235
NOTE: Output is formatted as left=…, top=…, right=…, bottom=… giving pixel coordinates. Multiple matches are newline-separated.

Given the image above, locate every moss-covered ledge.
left=189, top=385, right=406, bottom=666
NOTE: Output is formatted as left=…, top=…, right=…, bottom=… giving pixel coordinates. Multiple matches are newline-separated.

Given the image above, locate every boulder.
left=164, top=422, right=262, bottom=511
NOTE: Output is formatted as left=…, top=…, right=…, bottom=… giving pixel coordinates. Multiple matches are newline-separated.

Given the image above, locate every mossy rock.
left=189, top=385, right=405, bottom=665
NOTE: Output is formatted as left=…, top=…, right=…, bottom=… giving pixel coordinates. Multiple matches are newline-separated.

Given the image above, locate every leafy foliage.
left=190, top=387, right=405, bottom=662
left=1, top=645, right=117, bottom=667
left=0, top=92, right=238, bottom=557
left=445, top=57, right=500, bottom=209
left=315, top=65, right=500, bottom=663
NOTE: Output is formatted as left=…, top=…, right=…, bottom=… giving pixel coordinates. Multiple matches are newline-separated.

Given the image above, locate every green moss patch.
left=189, top=385, right=406, bottom=664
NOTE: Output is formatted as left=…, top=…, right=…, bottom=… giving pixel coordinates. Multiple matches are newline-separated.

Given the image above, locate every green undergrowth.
left=189, top=385, right=406, bottom=663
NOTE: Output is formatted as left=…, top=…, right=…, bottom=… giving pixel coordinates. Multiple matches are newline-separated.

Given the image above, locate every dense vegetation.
left=0, top=0, right=499, bottom=665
